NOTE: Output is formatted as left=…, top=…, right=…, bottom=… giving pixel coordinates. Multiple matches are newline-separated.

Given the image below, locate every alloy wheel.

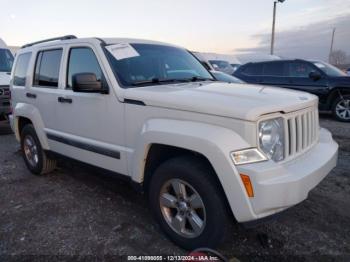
left=23, top=135, right=39, bottom=167
left=335, top=99, right=350, bottom=121
left=159, top=179, right=206, bottom=238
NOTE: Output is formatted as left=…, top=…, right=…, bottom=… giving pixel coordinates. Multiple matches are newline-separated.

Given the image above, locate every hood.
left=0, top=72, right=11, bottom=86
left=124, top=82, right=318, bottom=121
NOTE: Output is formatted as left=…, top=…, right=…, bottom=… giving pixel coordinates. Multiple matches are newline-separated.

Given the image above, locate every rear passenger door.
left=259, top=61, right=289, bottom=87
left=29, top=48, right=63, bottom=130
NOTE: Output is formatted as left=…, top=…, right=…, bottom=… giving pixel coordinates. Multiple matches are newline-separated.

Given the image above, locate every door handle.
left=26, top=93, right=37, bottom=99
left=58, top=97, right=73, bottom=104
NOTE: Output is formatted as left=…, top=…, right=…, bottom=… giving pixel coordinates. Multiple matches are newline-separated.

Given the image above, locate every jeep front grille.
left=285, top=107, right=319, bottom=158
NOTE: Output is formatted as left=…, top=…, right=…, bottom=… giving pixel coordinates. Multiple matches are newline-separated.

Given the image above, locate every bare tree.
left=329, top=50, right=347, bottom=65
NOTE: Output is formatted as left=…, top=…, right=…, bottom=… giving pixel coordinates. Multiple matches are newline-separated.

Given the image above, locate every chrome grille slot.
left=296, top=115, right=302, bottom=153
left=285, top=107, right=319, bottom=159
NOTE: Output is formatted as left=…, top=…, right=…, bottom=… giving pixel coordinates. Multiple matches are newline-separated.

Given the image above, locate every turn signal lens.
left=240, top=174, right=254, bottom=198
left=231, top=148, right=267, bottom=165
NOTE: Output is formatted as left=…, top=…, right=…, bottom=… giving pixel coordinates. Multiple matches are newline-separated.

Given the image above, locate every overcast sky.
left=1, top=0, right=349, bottom=61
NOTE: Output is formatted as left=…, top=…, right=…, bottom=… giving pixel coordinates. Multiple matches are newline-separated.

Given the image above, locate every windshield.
left=313, top=61, right=347, bottom=77
left=106, top=43, right=214, bottom=87
left=0, top=49, right=14, bottom=72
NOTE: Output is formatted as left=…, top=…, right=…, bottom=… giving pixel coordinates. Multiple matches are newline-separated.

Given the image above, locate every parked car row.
left=193, top=52, right=350, bottom=122
left=0, top=39, right=14, bottom=121
left=8, top=35, right=338, bottom=250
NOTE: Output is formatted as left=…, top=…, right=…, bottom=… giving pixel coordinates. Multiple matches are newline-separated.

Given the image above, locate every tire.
left=20, top=124, right=56, bottom=175
left=148, top=156, right=231, bottom=250
left=332, top=95, right=350, bottom=122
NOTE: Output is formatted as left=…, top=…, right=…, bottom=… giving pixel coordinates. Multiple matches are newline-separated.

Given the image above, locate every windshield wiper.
left=189, top=76, right=215, bottom=82
left=131, top=76, right=215, bottom=87
left=131, top=78, right=191, bottom=86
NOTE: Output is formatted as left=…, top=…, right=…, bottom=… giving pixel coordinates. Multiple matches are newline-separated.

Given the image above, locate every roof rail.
left=21, top=35, right=77, bottom=49
left=95, top=37, right=107, bottom=46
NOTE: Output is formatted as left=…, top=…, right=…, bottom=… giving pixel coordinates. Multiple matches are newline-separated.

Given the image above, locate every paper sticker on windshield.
left=105, top=43, right=140, bottom=60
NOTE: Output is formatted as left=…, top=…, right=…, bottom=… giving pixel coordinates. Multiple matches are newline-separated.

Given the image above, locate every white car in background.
left=0, top=38, right=14, bottom=121
left=208, top=59, right=235, bottom=75
left=192, top=52, right=240, bottom=75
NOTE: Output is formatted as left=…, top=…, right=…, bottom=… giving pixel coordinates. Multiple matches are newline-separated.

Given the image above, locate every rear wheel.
left=20, top=124, right=56, bottom=175
left=332, top=95, right=350, bottom=122
left=148, top=156, right=231, bottom=250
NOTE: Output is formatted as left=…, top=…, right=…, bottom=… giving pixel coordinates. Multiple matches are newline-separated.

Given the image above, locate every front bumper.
left=238, top=128, right=338, bottom=221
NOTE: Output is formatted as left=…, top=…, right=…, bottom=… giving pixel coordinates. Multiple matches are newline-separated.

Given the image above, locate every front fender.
left=131, top=118, right=257, bottom=222
left=13, top=103, right=50, bottom=150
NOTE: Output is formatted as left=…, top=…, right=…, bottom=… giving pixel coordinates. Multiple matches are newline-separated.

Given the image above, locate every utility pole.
left=328, top=28, right=336, bottom=63
left=270, top=1, right=277, bottom=55
left=270, top=0, right=286, bottom=55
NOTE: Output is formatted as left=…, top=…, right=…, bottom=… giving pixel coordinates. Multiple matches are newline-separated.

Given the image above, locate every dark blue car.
left=234, top=59, right=350, bottom=122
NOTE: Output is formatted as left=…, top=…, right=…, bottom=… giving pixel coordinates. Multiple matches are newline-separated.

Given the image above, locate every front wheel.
left=332, top=95, right=350, bottom=122
left=148, top=156, right=231, bottom=250
left=20, top=124, right=56, bottom=175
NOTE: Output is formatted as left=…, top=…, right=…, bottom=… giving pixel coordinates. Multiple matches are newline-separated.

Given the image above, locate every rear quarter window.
left=13, top=52, right=32, bottom=86
left=241, top=63, right=263, bottom=76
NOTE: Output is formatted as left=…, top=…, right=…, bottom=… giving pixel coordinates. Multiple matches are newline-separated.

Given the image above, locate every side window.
left=34, top=49, right=62, bottom=87
left=287, top=62, right=315, bottom=78
left=13, top=53, right=32, bottom=86
left=0, top=49, right=14, bottom=72
left=242, top=63, right=263, bottom=76
left=263, top=62, right=285, bottom=76
left=67, top=47, right=103, bottom=89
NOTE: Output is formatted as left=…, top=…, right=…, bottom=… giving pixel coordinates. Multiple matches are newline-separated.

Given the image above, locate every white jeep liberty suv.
left=10, top=36, right=338, bottom=250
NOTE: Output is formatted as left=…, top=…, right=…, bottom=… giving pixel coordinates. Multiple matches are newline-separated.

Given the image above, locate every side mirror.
left=72, top=73, right=107, bottom=93
left=309, top=71, right=321, bottom=81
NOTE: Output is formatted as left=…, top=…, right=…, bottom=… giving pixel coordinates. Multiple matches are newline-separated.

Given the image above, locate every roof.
left=246, top=59, right=308, bottom=64
left=20, top=35, right=182, bottom=51
left=102, top=38, right=179, bottom=47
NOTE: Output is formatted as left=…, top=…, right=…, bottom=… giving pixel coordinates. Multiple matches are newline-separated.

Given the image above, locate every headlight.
left=231, top=148, right=267, bottom=165
left=259, top=117, right=285, bottom=162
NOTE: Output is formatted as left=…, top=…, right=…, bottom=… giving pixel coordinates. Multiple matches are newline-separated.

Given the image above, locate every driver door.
left=49, top=44, right=127, bottom=175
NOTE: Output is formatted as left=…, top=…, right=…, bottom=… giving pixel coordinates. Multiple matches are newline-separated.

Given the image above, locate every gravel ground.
left=0, top=115, right=349, bottom=261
